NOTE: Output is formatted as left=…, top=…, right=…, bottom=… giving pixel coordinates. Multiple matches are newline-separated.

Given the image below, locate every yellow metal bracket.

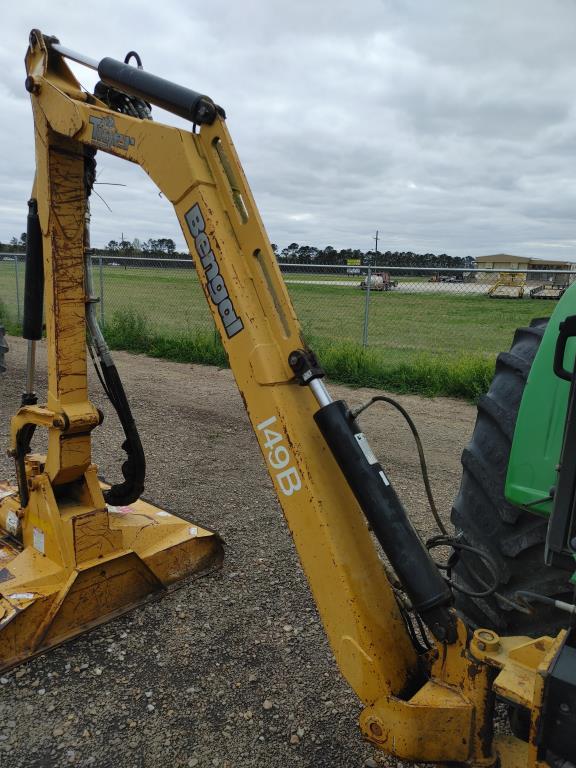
left=470, top=628, right=566, bottom=768
left=0, top=31, right=223, bottom=671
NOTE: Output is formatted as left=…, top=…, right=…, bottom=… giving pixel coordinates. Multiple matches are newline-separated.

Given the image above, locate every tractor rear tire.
left=450, top=318, right=572, bottom=636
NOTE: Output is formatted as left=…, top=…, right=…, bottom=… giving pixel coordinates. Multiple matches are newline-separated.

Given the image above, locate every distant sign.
left=347, top=259, right=361, bottom=266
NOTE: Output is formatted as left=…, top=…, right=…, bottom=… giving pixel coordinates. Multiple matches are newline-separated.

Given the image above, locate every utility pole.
left=362, top=230, right=379, bottom=348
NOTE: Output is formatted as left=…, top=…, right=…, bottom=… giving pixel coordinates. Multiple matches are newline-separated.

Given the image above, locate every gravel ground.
left=0, top=336, right=476, bottom=768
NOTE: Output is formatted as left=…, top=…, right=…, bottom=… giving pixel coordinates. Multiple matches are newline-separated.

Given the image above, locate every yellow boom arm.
left=5, top=30, right=567, bottom=767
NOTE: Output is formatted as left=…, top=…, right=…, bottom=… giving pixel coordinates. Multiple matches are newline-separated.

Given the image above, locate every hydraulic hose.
left=84, top=248, right=145, bottom=506
left=0, top=326, right=7, bottom=373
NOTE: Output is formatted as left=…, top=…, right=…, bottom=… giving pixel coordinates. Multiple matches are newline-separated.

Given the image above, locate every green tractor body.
left=452, top=284, right=576, bottom=634
left=506, top=284, right=576, bottom=543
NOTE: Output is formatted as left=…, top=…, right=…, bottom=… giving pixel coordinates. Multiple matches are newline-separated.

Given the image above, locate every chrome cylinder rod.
left=50, top=43, right=99, bottom=71
left=310, top=378, right=333, bottom=409
left=25, top=341, right=36, bottom=395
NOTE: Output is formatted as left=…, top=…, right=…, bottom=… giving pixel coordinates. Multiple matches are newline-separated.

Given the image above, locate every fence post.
left=99, top=255, right=104, bottom=327
left=15, top=254, right=21, bottom=325
left=362, top=262, right=371, bottom=348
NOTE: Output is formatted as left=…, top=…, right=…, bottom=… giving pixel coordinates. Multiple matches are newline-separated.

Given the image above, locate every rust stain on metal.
left=467, top=660, right=483, bottom=680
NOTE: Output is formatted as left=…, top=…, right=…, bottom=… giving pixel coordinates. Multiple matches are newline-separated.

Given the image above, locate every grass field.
left=0, top=261, right=21, bottom=323
left=0, top=261, right=559, bottom=399
left=291, top=282, right=556, bottom=364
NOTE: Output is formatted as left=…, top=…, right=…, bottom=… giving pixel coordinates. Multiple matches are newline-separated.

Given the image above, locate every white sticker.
left=156, top=511, right=170, bottom=517
left=6, top=511, right=20, bottom=535
left=379, top=470, right=390, bottom=486
left=354, top=433, right=378, bottom=465
left=8, top=592, right=35, bottom=601
left=189, top=527, right=198, bottom=537
left=33, top=527, right=45, bottom=554
left=107, top=504, right=133, bottom=515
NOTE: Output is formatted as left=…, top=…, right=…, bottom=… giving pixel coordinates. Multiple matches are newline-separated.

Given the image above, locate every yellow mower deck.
left=0, top=477, right=222, bottom=671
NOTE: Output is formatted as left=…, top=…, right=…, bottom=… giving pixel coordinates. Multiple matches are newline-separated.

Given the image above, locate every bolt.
left=560, top=703, right=571, bottom=714
left=369, top=721, right=383, bottom=738
left=52, top=417, right=65, bottom=428
left=473, top=628, right=500, bottom=652
left=24, top=76, right=39, bottom=95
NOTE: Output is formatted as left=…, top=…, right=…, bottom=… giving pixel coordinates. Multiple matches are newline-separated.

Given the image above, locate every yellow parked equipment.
left=2, top=31, right=576, bottom=768
left=0, top=33, right=223, bottom=672
left=488, top=271, right=526, bottom=298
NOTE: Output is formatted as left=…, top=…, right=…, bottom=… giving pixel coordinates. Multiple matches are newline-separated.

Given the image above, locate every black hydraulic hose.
left=352, top=395, right=447, bottom=536
left=0, top=326, right=7, bottom=373
left=97, top=357, right=145, bottom=506
left=15, top=424, right=36, bottom=508
left=352, top=393, right=535, bottom=613
left=84, top=234, right=145, bottom=507
left=516, top=590, right=576, bottom=616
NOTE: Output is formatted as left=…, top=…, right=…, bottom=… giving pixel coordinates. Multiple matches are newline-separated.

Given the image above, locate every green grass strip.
left=103, top=309, right=493, bottom=400
left=103, top=309, right=229, bottom=368
left=0, top=299, right=19, bottom=336
left=0, top=304, right=494, bottom=401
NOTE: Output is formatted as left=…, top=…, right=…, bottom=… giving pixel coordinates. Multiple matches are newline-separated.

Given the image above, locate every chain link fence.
left=0, top=254, right=22, bottom=328
left=1, top=253, right=574, bottom=366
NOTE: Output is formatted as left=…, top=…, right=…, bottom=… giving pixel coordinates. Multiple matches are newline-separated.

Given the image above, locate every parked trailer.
left=530, top=283, right=567, bottom=300
left=359, top=272, right=398, bottom=291
left=488, top=272, right=526, bottom=299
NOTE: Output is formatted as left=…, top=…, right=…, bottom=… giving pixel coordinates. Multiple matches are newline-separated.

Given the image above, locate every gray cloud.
left=1, top=0, right=575, bottom=259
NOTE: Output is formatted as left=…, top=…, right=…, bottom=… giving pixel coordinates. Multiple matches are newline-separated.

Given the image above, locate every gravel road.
left=0, top=336, right=476, bottom=768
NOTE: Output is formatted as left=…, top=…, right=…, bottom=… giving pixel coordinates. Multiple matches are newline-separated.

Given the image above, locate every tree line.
left=0, top=234, right=27, bottom=253
left=0, top=235, right=179, bottom=257
left=1, top=234, right=474, bottom=272
left=274, top=242, right=474, bottom=270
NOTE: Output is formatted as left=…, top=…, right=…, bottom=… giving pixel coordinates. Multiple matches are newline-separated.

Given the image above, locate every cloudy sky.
left=1, top=1, right=575, bottom=259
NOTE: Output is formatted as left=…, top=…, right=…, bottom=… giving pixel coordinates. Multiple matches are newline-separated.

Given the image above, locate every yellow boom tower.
left=1, top=31, right=574, bottom=768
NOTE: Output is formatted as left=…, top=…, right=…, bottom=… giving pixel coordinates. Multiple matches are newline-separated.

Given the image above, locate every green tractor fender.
left=506, top=282, right=576, bottom=520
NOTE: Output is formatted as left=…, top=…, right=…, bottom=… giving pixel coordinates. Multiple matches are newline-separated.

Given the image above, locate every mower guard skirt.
left=0, top=483, right=223, bottom=671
